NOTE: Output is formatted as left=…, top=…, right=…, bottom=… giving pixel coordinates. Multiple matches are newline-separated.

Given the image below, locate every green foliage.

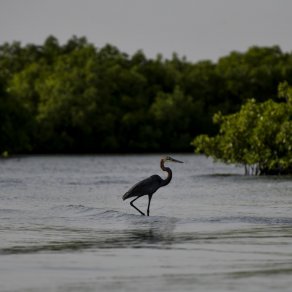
left=1, top=36, right=292, bottom=156
left=192, top=83, right=292, bottom=175
left=150, top=86, right=200, bottom=151
left=0, top=89, right=33, bottom=154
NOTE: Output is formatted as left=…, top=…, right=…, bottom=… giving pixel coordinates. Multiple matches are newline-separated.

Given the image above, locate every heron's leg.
left=147, top=194, right=153, bottom=216
left=130, top=197, right=145, bottom=216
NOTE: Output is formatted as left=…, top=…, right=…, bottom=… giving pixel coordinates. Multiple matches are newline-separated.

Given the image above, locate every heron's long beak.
left=170, top=157, right=184, bottom=163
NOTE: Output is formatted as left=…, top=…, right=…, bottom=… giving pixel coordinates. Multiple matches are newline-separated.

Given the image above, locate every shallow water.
left=0, top=155, right=291, bottom=291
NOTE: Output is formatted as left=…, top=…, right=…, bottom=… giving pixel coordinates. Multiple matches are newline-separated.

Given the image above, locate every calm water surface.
left=0, top=155, right=291, bottom=292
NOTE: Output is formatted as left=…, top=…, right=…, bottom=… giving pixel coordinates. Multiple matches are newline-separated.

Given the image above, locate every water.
left=0, top=154, right=291, bottom=292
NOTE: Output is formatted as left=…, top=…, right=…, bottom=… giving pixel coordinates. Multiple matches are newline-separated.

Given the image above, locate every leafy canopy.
left=192, top=82, right=292, bottom=175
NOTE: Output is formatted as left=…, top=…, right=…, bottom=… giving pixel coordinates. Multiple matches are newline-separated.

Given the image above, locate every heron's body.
left=123, top=175, right=163, bottom=200
left=123, top=156, right=183, bottom=216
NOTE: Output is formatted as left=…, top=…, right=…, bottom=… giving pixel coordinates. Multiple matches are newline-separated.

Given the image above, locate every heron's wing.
left=123, top=175, right=162, bottom=200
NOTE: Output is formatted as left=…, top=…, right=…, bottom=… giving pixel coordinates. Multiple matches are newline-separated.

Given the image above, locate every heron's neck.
left=160, top=159, right=172, bottom=186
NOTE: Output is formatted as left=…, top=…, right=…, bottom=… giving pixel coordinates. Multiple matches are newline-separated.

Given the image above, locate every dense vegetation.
left=192, top=82, right=292, bottom=175
left=1, top=36, right=292, bottom=156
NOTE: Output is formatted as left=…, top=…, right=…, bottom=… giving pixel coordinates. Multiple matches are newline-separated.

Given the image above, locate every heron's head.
left=164, top=156, right=184, bottom=163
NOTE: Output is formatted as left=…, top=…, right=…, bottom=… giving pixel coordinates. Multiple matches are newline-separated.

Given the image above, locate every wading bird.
left=123, top=156, right=183, bottom=216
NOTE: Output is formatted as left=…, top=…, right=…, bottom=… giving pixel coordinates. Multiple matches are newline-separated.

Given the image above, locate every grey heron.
left=123, top=156, right=183, bottom=216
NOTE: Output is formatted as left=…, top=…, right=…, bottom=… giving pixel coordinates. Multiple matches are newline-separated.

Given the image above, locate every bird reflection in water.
left=126, top=217, right=178, bottom=247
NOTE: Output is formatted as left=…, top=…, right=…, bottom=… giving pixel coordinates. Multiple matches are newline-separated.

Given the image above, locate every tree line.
left=1, top=36, right=292, bottom=155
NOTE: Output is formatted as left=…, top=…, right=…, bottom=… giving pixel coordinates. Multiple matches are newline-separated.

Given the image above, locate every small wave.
left=50, top=205, right=141, bottom=221
left=178, top=215, right=292, bottom=226
left=194, top=173, right=242, bottom=179
left=201, top=173, right=242, bottom=177
left=64, top=207, right=182, bottom=227
left=0, top=208, right=25, bottom=219
left=0, top=178, right=22, bottom=183
left=0, top=241, right=98, bottom=255
left=0, top=208, right=21, bottom=213
left=50, top=204, right=103, bottom=217
left=205, top=216, right=292, bottom=225
left=84, top=210, right=175, bottom=224
left=0, top=178, right=24, bottom=188
left=95, top=209, right=128, bottom=219
left=65, top=204, right=96, bottom=212
left=238, top=216, right=292, bottom=225
left=49, top=205, right=292, bottom=226
left=94, top=179, right=128, bottom=185
left=67, top=179, right=128, bottom=186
